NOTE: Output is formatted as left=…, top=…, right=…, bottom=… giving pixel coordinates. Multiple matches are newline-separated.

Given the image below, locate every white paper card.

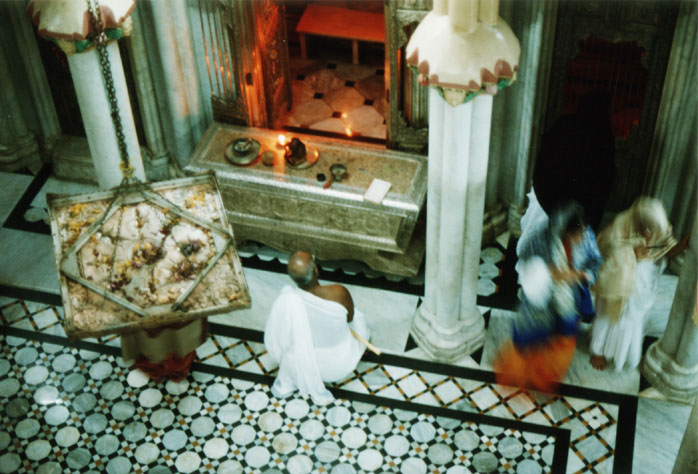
left=364, top=178, right=391, bottom=204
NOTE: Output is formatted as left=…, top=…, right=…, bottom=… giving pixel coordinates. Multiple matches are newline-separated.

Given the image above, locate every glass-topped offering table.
left=186, top=123, right=428, bottom=276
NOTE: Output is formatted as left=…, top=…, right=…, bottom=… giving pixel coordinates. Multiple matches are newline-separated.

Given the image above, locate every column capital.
left=27, top=0, right=134, bottom=55
left=405, top=0, right=520, bottom=106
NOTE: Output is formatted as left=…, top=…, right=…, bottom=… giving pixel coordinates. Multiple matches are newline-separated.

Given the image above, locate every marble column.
left=672, top=393, right=698, bottom=473
left=644, top=1, right=697, bottom=246
left=125, top=7, right=170, bottom=180
left=411, top=89, right=492, bottom=360
left=0, top=39, right=39, bottom=170
left=68, top=42, right=146, bottom=189
left=7, top=0, right=60, bottom=147
left=641, top=217, right=698, bottom=404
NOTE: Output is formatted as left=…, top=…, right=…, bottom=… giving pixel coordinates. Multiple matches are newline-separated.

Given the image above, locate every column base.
left=507, top=203, right=526, bottom=237
left=410, top=303, right=486, bottom=362
left=0, top=134, right=41, bottom=173
left=641, top=341, right=698, bottom=404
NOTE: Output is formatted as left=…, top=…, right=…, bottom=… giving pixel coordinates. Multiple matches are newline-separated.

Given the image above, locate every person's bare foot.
left=590, top=354, right=606, bottom=370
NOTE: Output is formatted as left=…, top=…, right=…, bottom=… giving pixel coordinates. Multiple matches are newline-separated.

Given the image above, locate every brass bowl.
left=330, top=163, right=347, bottom=182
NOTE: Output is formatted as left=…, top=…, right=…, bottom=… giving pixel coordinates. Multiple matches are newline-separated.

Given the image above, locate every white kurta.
left=264, top=286, right=370, bottom=405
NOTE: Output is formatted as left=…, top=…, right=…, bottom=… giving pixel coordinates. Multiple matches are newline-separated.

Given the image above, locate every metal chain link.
left=86, top=0, right=135, bottom=181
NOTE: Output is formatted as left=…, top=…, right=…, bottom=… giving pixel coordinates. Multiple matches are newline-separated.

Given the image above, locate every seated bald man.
left=264, top=251, right=371, bottom=404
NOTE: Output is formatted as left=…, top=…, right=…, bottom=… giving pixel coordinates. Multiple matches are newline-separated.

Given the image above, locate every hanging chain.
left=86, top=0, right=135, bottom=182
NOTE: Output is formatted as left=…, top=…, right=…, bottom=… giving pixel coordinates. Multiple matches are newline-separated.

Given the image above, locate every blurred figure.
left=590, top=198, right=682, bottom=371
left=496, top=202, right=603, bottom=392
left=264, top=251, right=370, bottom=404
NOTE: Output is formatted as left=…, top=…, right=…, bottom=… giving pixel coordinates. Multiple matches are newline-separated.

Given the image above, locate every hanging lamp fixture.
left=31, top=0, right=250, bottom=338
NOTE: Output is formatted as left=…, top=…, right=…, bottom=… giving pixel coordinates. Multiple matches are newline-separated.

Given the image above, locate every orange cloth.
left=494, top=335, right=577, bottom=393
left=136, top=352, right=197, bottom=382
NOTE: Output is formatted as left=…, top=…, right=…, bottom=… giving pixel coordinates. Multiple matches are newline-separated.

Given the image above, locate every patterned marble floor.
left=282, top=58, right=386, bottom=141
left=0, top=167, right=692, bottom=474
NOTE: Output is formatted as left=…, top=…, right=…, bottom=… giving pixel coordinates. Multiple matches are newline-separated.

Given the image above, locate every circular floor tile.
left=96, top=434, right=120, bottom=456
left=522, top=432, right=547, bottom=445
left=203, top=438, right=229, bottom=459
left=127, top=369, right=149, bottom=388
left=166, top=379, right=189, bottom=395
left=135, top=442, right=160, bottom=465
left=400, top=457, right=427, bottom=474
left=36, top=461, right=62, bottom=474
left=122, top=421, right=147, bottom=442
left=410, top=421, right=435, bottom=443
left=45, top=405, right=69, bottom=425
left=454, top=429, right=480, bottom=451
left=15, top=347, right=38, bottom=365
left=84, top=413, right=108, bottom=434
left=0, top=453, right=21, bottom=473
left=78, top=349, right=100, bottom=361
left=341, top=427, right=366, bottom=449
left=16, top=418, right=40, bottom=438
left=368, top=414, right=392, bottom=435
left=259, top=412, right=282, bottom=432
left=106, top=456, right=131, bottom=474
left=436, top=416, right=460, bottom=429
left=384, top=435, right=409, bottom=457
left=231, top=424, right=256, bottom=446
left=26, top=439, right=52, bottom=461
left=499, top=436, right=523, bottom=459
left=393, top=408, right=418, bottom=421
left=284, top=399, right=309, bottom=419
left=25, top=366, right=49, bottom=385
left=244, top=391, right=269, bottom=411
left=272, top=432, right=297, bottom=455
left=191, top=416, right=215, bottom=437
left=357, top=449, right=383, bottom=471
left=52, top=353, right=76, bottom=372
left=315, top=441, right=340, bottom=463
left=66, top=448, right=91, bottom=470
left=112, top=401, right=135, bottom=421
left=218, top=403, right=242, bottom=424
left=541, top=444, right=554, bottom=465
left=472, top=452, right=498, bottom=473
left=139, top=388, right=163, bottom=408
left=175, top=452, right=201, bottom=473
left=151, top=408, right=175, bottom=428
left=427, top=443, right=453, bottom=465
left=245, top=446, right=270, bottom=468
left=516, top=459, right=543, bottom=474
left=6, top=398, right=30, bottom=418
left=216, top=460, right=243, bottom=474
left=34, top=385, right=59, bottom=405
left=147, top=466, right=172, bottom=474
left=178, top=396, right=202, bottom=416
left=299, top=419, right=324, bottom=441
left=0, top=359, right=9, bottom=377
left=41, top=342, right=63, bottom=354
left=351, top=401, right=374, bottom=413
left=0, top=431, right=9, bottom=450
left=0, top=378, right=20, bottom=397
left=330, top=464, right=357, bottom=474
left=89, top=361, right=113, bottom=380
left=162, top=429, right=187, bottom=451
left=326, top=406, right=351, bottom=427
left=73, top=393, right=97, bottom=413
left=205, top=383, right=229, bottom=403
left=62, top=373, right=86, bottom=393
left=445, top=467, right=470, bottom=474
left=479, top=424, right=504, bottom=437
left=56, top=426, right=80, bottom=447
left=100, top=381, right=124, bottom=401
left=286, top=454, right=312, bottom=474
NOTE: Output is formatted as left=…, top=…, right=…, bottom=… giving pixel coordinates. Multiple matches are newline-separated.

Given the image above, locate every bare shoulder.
left=319, top=284, right=352, bottom=304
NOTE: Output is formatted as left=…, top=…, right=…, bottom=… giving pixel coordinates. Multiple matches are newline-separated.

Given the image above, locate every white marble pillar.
left=7, top=0, right=60, bottom=145
left=641, top=217, right=698, bottom=404
left=672, top=393, right=698, bottom=473
left=411, top=89, right=492, bottom=360
left=0, top=40, right=39, bottom=169
left=68, top=42, right=146, bottom=189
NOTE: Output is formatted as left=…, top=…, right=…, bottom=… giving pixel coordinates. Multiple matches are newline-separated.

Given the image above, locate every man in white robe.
left=264, top=251, right=370, bottom=404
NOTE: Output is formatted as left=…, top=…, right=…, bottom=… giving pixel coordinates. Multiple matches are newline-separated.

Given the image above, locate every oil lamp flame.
left=278, top=134, right=287, bottom=146
left=345, top=128, right=353, bottom=137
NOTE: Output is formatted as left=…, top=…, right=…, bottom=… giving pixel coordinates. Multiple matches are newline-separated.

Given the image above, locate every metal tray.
left=47, top=173, right=251, bottom=339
